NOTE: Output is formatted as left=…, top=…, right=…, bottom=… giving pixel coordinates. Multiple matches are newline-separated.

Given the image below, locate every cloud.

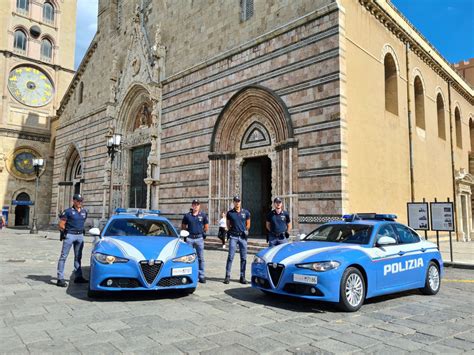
left=75, top=0, right=99, bottom=69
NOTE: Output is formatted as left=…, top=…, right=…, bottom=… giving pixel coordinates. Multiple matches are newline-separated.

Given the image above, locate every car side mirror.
left=376, top=236, right=397, bottom=246
left=89, top=228, right=101, bottom=237
left=180, top=230, right=190, bottom=238
left=297, top=233, right=306, bottom=241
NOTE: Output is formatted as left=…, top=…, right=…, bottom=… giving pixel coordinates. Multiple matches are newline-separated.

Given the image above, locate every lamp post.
left=30, top=158, right=44, bottom=234
left=106, top=133, right=122, bottom=217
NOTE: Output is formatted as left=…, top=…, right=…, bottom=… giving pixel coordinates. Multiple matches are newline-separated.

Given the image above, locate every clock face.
left=7, top=66, right=54, bottom=107
left=7, top=147, right=42, bottom=180
left=14, top=151, right=35, bottom=175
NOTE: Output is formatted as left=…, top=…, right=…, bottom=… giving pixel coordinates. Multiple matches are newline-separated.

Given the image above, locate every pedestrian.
left=56, top=194, right=88, bottom=287
left=181, top=199, right=209, bottom=283
left=0, top=214, right=5, bottom=230
left=217, top=212, right=227, bottom=249
left=266, top=197, right=291, bottom=247
left=224, top=196, right=250, bottom=284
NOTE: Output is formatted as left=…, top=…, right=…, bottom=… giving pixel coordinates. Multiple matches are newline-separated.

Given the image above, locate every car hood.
left=95, top=236, right=186, bottom=262
left=258, top=241, right=369, bottom=266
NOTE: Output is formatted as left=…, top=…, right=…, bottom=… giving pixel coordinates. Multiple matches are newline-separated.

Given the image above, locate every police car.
left=251, top=214, right=443, bottom=311
left=87, top=209, right=198, bottom=297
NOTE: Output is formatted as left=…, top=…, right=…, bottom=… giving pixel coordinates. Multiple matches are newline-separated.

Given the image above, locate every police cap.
left=73, top=194, right=84, bottom=202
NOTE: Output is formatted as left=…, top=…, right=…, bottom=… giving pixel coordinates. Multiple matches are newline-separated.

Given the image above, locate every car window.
left=303, top=224, right=373, bottom=244
left=375, top=224, right=398, bottom=244
left=393, top=224, right=420, bottom=244
left=104, top=218, right=176, bottom=237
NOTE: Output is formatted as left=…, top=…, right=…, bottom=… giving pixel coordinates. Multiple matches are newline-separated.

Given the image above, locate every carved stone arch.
left=12, top=187, right=34, bottom=202
left=453, top=102, right=463, bottom=119
left=117, top=83, right=152, bottom=134
left=434, top=86, right=446, bottom=103
left=211, top=85, right=294, bottom=153
left=411, top=68, right=425, bottom=89
left=381, top=44, right=400, bottom=75
left=209, top=85, right=298, bottom=236
left=63, top=142, right=84, bottom=181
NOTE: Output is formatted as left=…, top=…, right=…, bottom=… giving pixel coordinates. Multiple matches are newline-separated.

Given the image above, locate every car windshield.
left=104, top=218, right=176, bottom=237
left=303, top=224, right=373, bottom=244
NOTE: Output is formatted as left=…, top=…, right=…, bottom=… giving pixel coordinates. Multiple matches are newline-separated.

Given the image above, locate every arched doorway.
left=14, top=192, right=31, bottom=226
left=58, top=144, right=83, bottom=214
left=210, top=85, right=298, bottom=237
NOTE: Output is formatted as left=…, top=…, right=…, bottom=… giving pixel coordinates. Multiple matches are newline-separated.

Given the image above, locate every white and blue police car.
left=87, top=209, right=198, bottom=298
left=251, top=214, right=443, bottom=311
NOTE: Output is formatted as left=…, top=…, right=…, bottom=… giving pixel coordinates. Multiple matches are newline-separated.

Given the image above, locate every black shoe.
left=57, top=279, right=67, bottom=287
left=223, top=277, right=230, bottom=284
left=74, top=277, right=88, bottom=284
left=199, top=278, right=206, bottom=284
left=239, top=277, right=248, bottom=285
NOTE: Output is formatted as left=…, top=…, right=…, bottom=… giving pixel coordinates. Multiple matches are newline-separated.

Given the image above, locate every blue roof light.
left=343, top=213, right=397, bottom=222
left=114, top=208, right=160, bottom=216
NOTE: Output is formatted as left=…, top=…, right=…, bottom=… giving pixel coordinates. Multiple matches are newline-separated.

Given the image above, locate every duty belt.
left=188, top=234, right=203, bottom=239
left=67, top=231, right=83, bottom=235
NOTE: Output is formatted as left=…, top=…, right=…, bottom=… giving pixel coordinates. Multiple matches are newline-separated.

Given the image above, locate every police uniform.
left=182, top=205, right=208, bottom=282
left=224, top=197, right=251, bottom=284
left=57, top=195, right=88, bottom=285
left=266, top=208, right=291, bottom=247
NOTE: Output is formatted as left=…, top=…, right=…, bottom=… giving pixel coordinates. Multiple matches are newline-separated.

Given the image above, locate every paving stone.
left=205, top=330, right=252, bottom=346
left=454, top=331, right=474, bottom=343
left=311, top=338, right=360, bottom=353
left=404, top=331, right=442, bottom=345
left=88, top=319, right=130, bottom=333
left=287, top=344, right=333, bottom=355
left=373, top=322, right=417, bottom=335
left=358, top=343, right=406, bottom=354
left=237, top=336, right=288, bottom=353
left=332, top=332, right=380, bottom=349
left=140, top=344, right=184, bottom=354
left=201, top=343, right=258, bottom=355
left=173, top=337, right=217, bottom=353
left=382, top=337, right=426, bottom=351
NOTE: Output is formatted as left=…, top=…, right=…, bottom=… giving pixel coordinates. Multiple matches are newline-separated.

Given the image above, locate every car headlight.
left=296, top=261, right=340, bottom=272
left=94, top=253, right=128, bottom=264
left=253, top=256, right=265, bottom=264
left=172, top=254, right=196, bottom=263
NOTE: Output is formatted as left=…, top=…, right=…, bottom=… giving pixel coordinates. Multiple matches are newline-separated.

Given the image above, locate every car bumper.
left=89, top=257, right=198, bottom=291
left=251, top=262, right=342, bottom=302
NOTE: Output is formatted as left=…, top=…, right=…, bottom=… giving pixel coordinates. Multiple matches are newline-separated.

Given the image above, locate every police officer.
left=266, top=197, right=291, bottom=247
left=181, top=199, right=209, bottom=283
left=224, top=196, right=251, bottom=284
left=56, top=194, right=88, bottom=287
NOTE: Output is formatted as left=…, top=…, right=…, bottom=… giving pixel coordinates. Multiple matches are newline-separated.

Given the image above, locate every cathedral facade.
left=51, top=0, right=473, bottom=240
left=0, top=0, right=76, bottom=228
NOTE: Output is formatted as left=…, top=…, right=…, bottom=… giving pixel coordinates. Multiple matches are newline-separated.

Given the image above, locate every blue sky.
left=74, top=0, right=474, bottom=70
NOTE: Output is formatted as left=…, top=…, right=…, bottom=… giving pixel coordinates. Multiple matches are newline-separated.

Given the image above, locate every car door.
left=391, top=224, right=425, bottom=286
left=372, top=223, right=404, bottom=290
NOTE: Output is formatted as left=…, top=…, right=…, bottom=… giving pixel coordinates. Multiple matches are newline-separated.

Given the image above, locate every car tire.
left=420, top=261, right=440, bottom=295
left=338, top=267, right=365, bottom=312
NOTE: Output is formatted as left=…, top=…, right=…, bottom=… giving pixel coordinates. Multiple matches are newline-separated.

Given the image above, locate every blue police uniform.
left=267, top=209, right=291, bottom=247
left=57, top=206, right=88, bottom=281
left=182, top=211, right=208, bottom=281
left=225, top=208, right=251, bottom=280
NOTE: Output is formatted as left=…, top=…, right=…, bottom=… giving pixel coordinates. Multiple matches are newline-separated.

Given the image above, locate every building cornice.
left=0, top=127, right=51, bottom=143
left=0, top=50, right=75, bottom=74
left=56, top=35, right=98, bottom=117
left=359, top=0, right=473, bottom=104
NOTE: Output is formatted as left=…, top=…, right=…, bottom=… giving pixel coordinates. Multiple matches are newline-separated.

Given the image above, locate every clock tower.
left=0, top=0, right=77, bottom=228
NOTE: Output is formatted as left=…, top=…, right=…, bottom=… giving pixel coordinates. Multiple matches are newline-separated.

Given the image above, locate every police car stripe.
left=262, top=243, right=288, bottom=262
left=157, top=239, right=180, bottom=262
left=104, top=238, right=146, bottom=261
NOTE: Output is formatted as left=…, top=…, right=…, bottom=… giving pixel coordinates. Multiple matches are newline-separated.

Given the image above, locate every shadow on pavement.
left=26, top=274, right=60, bottom=285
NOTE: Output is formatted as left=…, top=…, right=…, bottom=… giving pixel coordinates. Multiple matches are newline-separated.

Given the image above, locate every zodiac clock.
left=7, top=65, right=54, bottom=107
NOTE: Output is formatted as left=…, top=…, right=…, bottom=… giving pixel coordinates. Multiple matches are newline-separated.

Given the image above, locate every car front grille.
left=100, top=278, right=141, bottom=288
left=139, top=260, right=163, bottom=284
left=283, top=283, right=324, bottom=296
left=158, top=276, right=192, bottom=287
left=267, top=263, right=285, bottom=287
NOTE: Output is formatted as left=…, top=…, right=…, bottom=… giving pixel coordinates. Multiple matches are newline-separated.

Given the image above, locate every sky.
left=74, top=0, right=474, bottom=70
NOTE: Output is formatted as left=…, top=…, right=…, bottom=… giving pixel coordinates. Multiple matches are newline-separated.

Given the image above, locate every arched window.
left=16, top=0, right=29, bottom=13
left=414, top=76, right=425, bottom=130
left=78, top=82, right=84, bottom=104
left=13, top=30, right=27, bottom=52
left=40, top=38, right=53, bottom=61
left=455, top=107, right=462, bottom=149
left=470, top=118, right=474, bottom=152
left=43, top=2, right=55, bottom=23
left=436, top=93, right=446, bottom=140
left=384, top=53, right=398, bottom=115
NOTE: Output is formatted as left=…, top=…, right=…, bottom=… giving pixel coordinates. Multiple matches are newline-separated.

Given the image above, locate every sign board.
left=11, top=200, right=34, bottom=206
left=430, top=202, right=454, bottom=232
left=407, top=202, right=429, bottom=230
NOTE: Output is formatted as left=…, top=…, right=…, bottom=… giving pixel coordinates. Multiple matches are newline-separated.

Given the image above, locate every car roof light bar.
left=114, top=208, right=161, bottom=216
left=342, top=213, right=397, bottom=222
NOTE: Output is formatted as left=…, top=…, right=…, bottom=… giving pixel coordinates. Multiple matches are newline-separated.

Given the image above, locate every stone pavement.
left=0, top=228, right=473, bottom=354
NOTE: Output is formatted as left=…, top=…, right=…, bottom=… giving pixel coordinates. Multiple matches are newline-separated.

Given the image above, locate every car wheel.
left=420, top=261, right=440, bottom=295
left=338, top=267, right=365, bottom=312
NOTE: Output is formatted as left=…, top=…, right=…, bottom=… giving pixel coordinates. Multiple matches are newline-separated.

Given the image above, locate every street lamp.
left=30, top=158, right=44, bottom=234
left=106, top=133, right=122, bottom=217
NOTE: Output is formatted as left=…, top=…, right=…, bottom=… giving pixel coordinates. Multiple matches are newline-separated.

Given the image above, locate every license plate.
left=172, top=267, right=192, bottom=276
left=293, top=274, right=317, bottom=284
